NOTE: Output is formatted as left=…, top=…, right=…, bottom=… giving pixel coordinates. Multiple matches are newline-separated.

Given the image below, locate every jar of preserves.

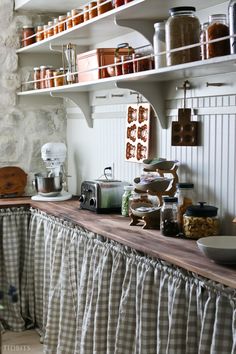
left=183, top=202, right=220, bottom=239
left=58, top=15, right=66, bottom=32
left=200, top=22, right=209, bottom=60
left=54, top=70, right=65, bottom=87
left=229, top=0, right=236, bottom=54
left=175, top=182, right=195, bottom=229
left=33, top=67, right=40, bottom=90
left=121, top=185, right=133, bottom=216
left=53, top=18, right=59, bottom=35
left=40, top=66, right=47, bottom=89
left=160, top=196, right=179, bottom=236
left=47, top=21, right=54, bottom=37
left=98, top=0, right=113, bottom=15
left=45, top=67, right=54, bottom=89
left=43, top=25, right=48, bottom=39
left=71, top=9, right=84, bottom=26
left=206, top=14, right=230, bottom=58
left=66, top=11, right=73, bottom=30
left=36, top=25, right=44, bottom=42
left=22, top=26, right=35, bottom=47
left=153, top=22, right=166, bottom=68
left=84, top=5, right=89, bottom=21
left=89, top=2, right=98, bottom=19
left=113, top=0, right=124, bottom=7
left=166, top=6, right=200, bottom=66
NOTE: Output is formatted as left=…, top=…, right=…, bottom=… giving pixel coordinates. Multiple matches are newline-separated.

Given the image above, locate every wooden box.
left=77, top=48, right=133, bottom=82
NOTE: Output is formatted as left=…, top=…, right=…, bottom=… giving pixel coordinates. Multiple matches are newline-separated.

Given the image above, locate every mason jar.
left=165, top=6, right=200, bottom=66
left=160, top=196, right=179, bottom=236
left=175, top=182, right=195, bottom=229
left=206, top=14, right=230, bottom=58
left=153, top=22, right=166, bottom=68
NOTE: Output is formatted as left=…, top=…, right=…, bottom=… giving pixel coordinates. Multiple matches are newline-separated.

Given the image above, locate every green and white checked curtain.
left=1, top=207, right=236, bottom=354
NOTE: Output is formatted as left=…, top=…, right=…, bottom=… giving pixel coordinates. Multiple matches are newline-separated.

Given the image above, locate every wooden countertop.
left=1, top=197, right=236, bottom=289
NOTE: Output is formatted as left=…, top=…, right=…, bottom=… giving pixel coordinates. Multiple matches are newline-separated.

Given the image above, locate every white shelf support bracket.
left=116, top=81, right=167, bottom=129
left=50, top=92, right=93, bottom=128
left=115, top=18, right=156, bottom=45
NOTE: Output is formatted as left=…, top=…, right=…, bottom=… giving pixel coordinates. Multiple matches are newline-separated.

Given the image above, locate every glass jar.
left=36, top=25, right=44, bottom=42
left=89, top=2, right=98, bottom=19
left=98, top=0, right=113, bottom=15
left=206, top=14, right=230, bottom=58
left=43, top=24, right=48, bottom=39
left=22, top=26, right=35, bottom=47
left=153, top=22, right=166, bottom=68
left=200, top=22, right=209, bottom=60
left=113, top=0, right=125, bottom=7
left=53, top=18, right=59, bottom=35
left=47, top=21, right=54, bottom=37
left=33, top=67, right=40, bottom=90
left=71, top=9, right=84, bottom=26
left=166, top=6, right=200, bottom=66
left=175, top=183, right=195, bottom=229
left=45, top=67, right=54, bottom=89
left=66, top=11, right=73, bottom=30
left=121, top=185, right=133, bottom=216
left=40, top=65, right=47, bottom=89
left=229, top=0, right=236, bottom=54
left=183, top=202, right=219, bottom=239
left=53, top=70, right=64, bottom=87
left=58, top=15, right=66, bottom=32
left=160, top=196, right=179, bottom=236
left=84, top=5, right=89, bottom=21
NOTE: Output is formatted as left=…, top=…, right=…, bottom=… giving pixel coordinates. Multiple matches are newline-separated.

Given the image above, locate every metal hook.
left=183, top=80, right=190, bottom=109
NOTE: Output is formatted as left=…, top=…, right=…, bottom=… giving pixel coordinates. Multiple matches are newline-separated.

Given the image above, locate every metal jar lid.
left=185, top=202, right=218, bottom=217
left=177, top=182, right=194, bottom=189
left=163, top=196, right=178, bottom=203
left=169, top=6, right=196, bottom=15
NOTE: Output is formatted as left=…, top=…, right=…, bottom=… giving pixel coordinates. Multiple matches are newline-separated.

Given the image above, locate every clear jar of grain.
left=166, top=6, right=200, bottom=66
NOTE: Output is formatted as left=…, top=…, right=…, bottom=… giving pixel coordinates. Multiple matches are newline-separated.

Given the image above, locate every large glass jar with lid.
left=160, top=196, right=179, bottom=236
left=206, top=14, right=230, bottom=58
left=153, top=22, right=166, bottom=69
left=183, top=202, right=220, bottom=239
left=175, top=182, right=195, bottom=229
left=165, top=6, right=200, bottom=66
left=229, top=0, right=236, bottom=54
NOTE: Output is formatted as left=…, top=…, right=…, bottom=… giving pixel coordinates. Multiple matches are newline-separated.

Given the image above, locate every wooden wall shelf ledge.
left=0, top=197, right=236, bottom=289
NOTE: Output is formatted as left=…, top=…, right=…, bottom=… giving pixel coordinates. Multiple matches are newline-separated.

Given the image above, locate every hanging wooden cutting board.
left=0, top=166, right=27, bottom=197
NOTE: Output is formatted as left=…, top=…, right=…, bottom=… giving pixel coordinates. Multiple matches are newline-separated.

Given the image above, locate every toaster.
left=79, top=180, right=128, bottom=213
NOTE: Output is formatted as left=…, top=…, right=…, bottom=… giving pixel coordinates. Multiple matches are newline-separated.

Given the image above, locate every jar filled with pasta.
left=175, top=182, right=194, bottom=229
left=183, top=202, right=219, bottom=239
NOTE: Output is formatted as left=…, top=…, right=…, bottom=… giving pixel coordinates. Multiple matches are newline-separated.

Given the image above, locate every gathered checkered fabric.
left=1, top=207, right=236, bottom=354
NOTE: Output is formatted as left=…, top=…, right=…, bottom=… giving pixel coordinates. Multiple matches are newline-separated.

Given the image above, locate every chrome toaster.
left=79, top=180, right=128, bottom=213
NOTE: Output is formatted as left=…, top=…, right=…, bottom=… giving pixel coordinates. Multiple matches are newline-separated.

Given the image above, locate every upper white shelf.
left=15, top=0, right=224, bottom=15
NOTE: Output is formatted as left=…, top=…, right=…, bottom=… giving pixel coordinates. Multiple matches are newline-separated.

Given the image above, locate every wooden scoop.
left=171, top=108, right=199, bottom=146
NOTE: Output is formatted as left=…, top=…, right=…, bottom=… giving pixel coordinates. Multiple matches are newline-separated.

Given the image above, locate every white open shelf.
left=15, top=0, right=224, bottom=14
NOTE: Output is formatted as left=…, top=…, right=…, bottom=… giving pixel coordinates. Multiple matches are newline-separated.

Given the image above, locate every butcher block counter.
left=1, top=197, right=236, bottom=289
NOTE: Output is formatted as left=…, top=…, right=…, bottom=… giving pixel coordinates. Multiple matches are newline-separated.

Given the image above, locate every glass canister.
left=175, top=182, right=195, bottom=229
left=160, top=196, right=179, bottom=236
left=229, top=0, right=236, bottom=54
left=200, top=22, right=209, bottom=60
left=121, top=185, right=133, bottom=216
left=33, top=67, right=40, bottom=90
left=206, top=14, right=230, bottom=58
left=183, top=202, right=220, bottom=239
left=165, top=6, right=200, bottom=66
left=153, top=22, right=166, bottom=69
left=22, top=26, right=35, bottom=47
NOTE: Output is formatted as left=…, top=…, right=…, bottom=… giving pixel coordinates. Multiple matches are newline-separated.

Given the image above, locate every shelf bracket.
left=116, top=81, right=167, bottom=129
left=50, top=92, right=93, bottom=128
left=115, top=18, right=156, bottom=45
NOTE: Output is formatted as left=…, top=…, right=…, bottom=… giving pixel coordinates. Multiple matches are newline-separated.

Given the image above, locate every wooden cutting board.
left=0, top=166, right=27, bottom=197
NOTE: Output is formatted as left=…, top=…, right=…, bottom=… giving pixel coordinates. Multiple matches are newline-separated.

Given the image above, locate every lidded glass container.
left=153, top=22, right=166, bottom=69
left=165, top=6, right=200, bottom=66
left=121, top=185, right=133, bottom=216
left=160, top=196, right=179, bottom=236
left=206, top=14, right=230, bottom=58
left=229, top=0, right=236, bottom=54
left=200, top=22, right=209, bottom=60
left=183, top=202, right=220, bottom=239
left=175, top=182, right=195, bottom=228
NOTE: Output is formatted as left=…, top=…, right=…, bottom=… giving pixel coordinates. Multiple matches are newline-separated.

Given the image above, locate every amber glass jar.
left=45, top=68, right=54, bottom=89
left=33, top=67, right=40, bottom=90
left=43, top=25, right=48, bottom=39
left=36, top=25, right=44, bottom=42
left=71, top=9, right=84, bottom=26
left=98, top=0, right=113, bottom=15
left=47, top=21, right=54, bottom=37
left=66, top=11, right=73, bottom=30
left=206, top=14, right=230, bottom=58
left=58, top=15, right=66, bottom=32
left=53, top=18, right=59, bottom=35
left=113, top=0, right=124, bottom=7
left=89, top=2, right=98, bottom=19
left=22, top=26, right=35, bottom=47
left=166, top=6, right=200, bottom=66
left=40, top=66, right=47, bottom=89
left=84, top=5, right=89, bottom=21
left=54, top=70, right=64, bottom=87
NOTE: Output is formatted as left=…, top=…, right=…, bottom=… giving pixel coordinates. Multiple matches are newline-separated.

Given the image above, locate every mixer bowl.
left=34, top=173, right=63, bottom=197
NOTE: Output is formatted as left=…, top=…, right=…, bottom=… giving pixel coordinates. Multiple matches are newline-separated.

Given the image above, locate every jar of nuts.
left=183, top=202, right=219, bottom=239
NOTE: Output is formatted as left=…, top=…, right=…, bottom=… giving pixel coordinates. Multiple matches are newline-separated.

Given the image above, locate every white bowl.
left=197, top=236, right=236, bottom=264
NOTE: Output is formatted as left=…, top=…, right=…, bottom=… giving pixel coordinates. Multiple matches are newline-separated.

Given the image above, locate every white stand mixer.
left=31, top=142, right=72, bottom=201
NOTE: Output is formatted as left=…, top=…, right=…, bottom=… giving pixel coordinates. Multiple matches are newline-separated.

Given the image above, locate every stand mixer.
left=31, top=142, right=72, bottom=201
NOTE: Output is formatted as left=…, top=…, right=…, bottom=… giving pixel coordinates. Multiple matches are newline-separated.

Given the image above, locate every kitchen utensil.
left=0, top=166, right=27, bottom=197
left=34, top=173, right=63, bottom=196
left=197, top=236, right=236, bottom=264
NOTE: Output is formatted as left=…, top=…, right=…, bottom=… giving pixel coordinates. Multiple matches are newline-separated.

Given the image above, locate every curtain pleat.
left=1, top=207, right=236, bottom=354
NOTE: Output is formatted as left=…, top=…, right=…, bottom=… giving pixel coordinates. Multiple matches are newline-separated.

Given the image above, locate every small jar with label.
left=71, top=9, right=84, bottom=26
left=53, top=18, right=59, bottom=35
left=58, top=15, right=66, bottom=32
left=153, top=22, right=166, bottom=68
left=175, top=182, right=195, bottom=229
left=66, top=11, right=73, bottom=30
left=47, top=21, right=54, bottom=37
left=22, top=26, right=35, bottom=47
left=98, top=0, right=113, bottom=15
left=121, top=185, right=133, bottom=216
left=183, top=202, right=220, bottom=239
left=89, top=2, right=98, bottom=19
left=36, top=25, right=44, bottom=42
left=54, top=69, right=65, bottom=87
left=206, top=14, right=230, bottom=58
left=160, top=196, right=179, bottom=236
left=33, top=67, right=40, bottom=90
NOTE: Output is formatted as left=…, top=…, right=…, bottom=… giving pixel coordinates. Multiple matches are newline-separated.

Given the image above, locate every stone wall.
left=0, top=0, right=66, bottom=195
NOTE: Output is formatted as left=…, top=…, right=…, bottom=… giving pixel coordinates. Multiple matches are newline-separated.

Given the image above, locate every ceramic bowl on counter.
left=197, top=236, right=236, bottom=264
